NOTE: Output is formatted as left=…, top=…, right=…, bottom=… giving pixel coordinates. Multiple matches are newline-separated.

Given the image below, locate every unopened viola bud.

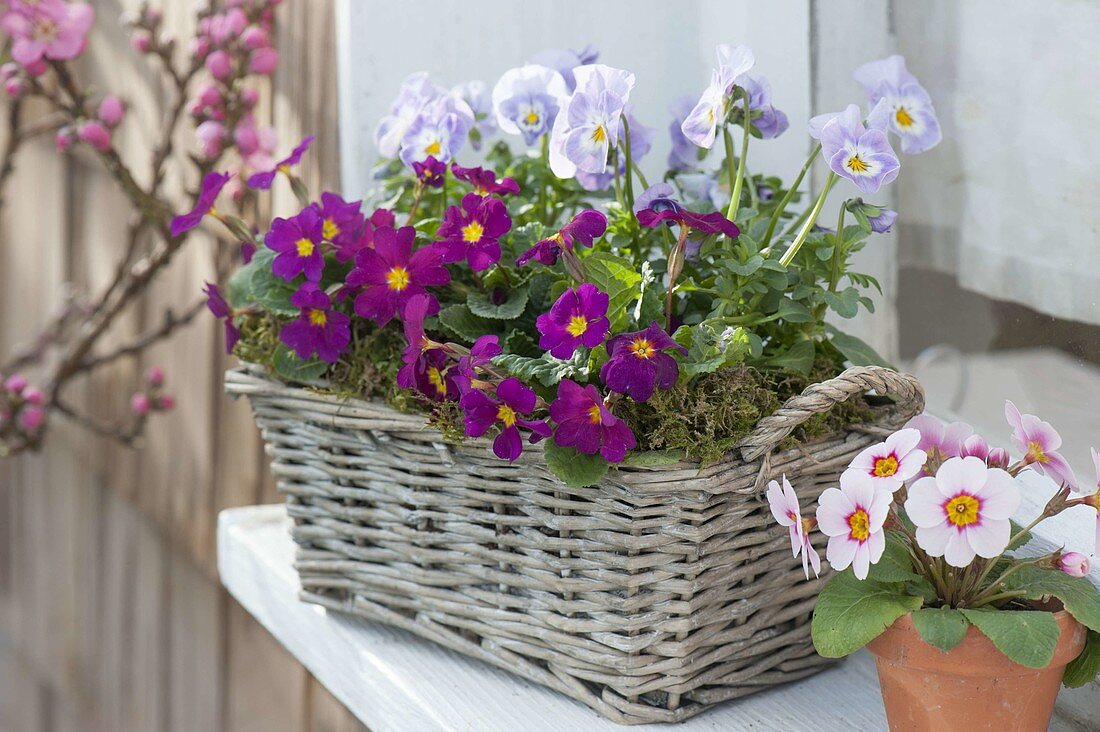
left=23, top=387, right=44, bottom=406
left=248, top=47, right=278, bottom=75
left=131, top=392, right=151, bottom=416
left=145, top=366, right=165, bottom=387
left=1058, top=551, right=1090, bottom=578
left=5, top=373, right=27, bottom=394
left=131, top=30, right=153, bottom=53
left=19, top=405, right=44, bottom=432
left=155, top=394, right=176, bottom=411
left=205, top=50, right=232, bottom=81
left=77, top=120, right=112, bottom=152
left=98, top=94, right=126, bottom=127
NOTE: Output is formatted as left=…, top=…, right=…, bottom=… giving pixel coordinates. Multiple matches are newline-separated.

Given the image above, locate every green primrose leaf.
left=492, top=351, right=588, bottom=387
left=911, top=607, right=970, bottom=653
left=1063, top=630, right=1100, bottom=688
left=228, top=249, right=298, bottom=316
left=542, top=442, right=609, bottom=487
left=437, top=304, right=501, bottom=343
left=1002, top=566, right=1100, bottom=633
left=272, top=343, right=329, bottom=383
left=467, top=286, right=530, bottom=320
left=811, top=570, right=923, bottom=658
left=959, top=608, right=1060, bottom=669
left=767, top=339, right=815, bottom=375
left=582, top=252, right=643, bottom=331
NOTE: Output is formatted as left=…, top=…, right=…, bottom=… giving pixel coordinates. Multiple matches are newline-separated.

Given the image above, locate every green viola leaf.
left=867, top=533, right=921, bottom=583
left=827, top=327, right=892, bottom=369
left=725, top=255, right=764, bottom=276
left=675, top=322, right=751, bottom=376
left=272, top=343, right=329, bottom=383
left=774, top=296, right=815, bottom=324
left=1063, top=630, right=1100, bottom=688
left=467, top=286, right=530, bottom=320
left=823, top=287, right=862, bottom=319
left=1002, top=566, right=1100, bottom=633
left=493, top=351, right=588, bottom=387
left=811, top=570, right=923, bottom=658
left=583, top=251, right=643, bottom=331
left=767, top=339, right=815, bottom=375
left=619, top=449, right=686, bottom=467
left=959, top=608, right=1060, bottom=669
left=437, top=304, right=501, bottom=343
left=542, top=441, right=609, bottom=487
left=911, top=607, right=970, bottom=653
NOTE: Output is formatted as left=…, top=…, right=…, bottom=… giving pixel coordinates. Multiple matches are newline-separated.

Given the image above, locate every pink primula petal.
left=915, top=522, right=953, bottom=556
left=852, top=544, right=871, bottom=580
left=806, top=542, right=822, bottom=578
left=974, top=469, right=1021, bottom=520
left=826, top=534, right=858, bottom=572
left=935, top=455, right=988, bottom=496
left=896, top=449, right=928, bottom=480
left=1042, top=451, right=1078, bottom=490
left=840, top=469, right=876, bottom=509
left=868, top=491, right=892, bottom=530
left=816, top=487, right=853, bottom=536
left=966, top=519, right=1012, bottom=559
left=885, top=427, right=922, bottom=456
left=905, top=477, right=946, bottom=527
left=943, top=529, right=977, bottom=568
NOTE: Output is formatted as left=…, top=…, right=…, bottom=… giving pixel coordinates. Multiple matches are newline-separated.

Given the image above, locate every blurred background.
left=1, top=0, right=1097, bottom=730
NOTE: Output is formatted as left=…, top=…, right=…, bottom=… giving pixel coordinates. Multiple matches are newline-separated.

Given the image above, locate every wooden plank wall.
left=0, top=1, right=367, bottom=730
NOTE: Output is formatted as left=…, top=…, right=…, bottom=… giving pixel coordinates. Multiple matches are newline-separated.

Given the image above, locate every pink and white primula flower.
left=766, top=475, right=820, bottom=579
left=905, top=456, right=1021, bottom=568
left=1005, top=400, right=1077, bottom=489
left=816, top=470, right=891, bottom=580
left=904, top=413, right=974, bottom=475
left=849, top=427, right=926, bottom=492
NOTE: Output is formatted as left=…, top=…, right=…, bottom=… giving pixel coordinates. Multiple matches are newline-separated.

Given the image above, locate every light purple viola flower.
left=516, top=209, right=607, bottom=267
left=575, top=107, right=654, bottom=191
left=741, top=74, right=788, bottom=139
left=265, top=206, right=325, bottom=282
left=904, top=414, right=974, bottom=474
left=1005, top=400, right=1077, bottom=489
left=550, top=379, right=635, bottom=463
left=668, top=95, right=701, bottom=171
left=491, top=64, right=569, bottom=146
left=681, top=44, right=755, bottom=149
left=817, top=104, right=900, bottom=193
left=536, top=283, right=610, bottom=359
left=375, top=72, right=443, bottom=158
left=434, top=193, right=512, bottom=272
left=599, top=322, right=687, bottom=402
left=529, top=45, right=599, bottom=92
left=399, top=93, right=475, bottom=167
left=855, top=55, right=941, bottom=155
left=460, top=378, right=552, bottom=462
left=279, top=283, right=351, bottom=364
left=677, top=173, right=727, bottom=212
left=247, top=136, right=315, bottom=190
left=452, top=80, right=497, bottom=150
left=868, top=207, right=897, bottom=234
left=548, top=64, right=635, bottom=179
left=171, top=171, right=230, bottom=236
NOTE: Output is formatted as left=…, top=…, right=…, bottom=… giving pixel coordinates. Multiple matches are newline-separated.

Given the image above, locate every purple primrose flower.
left=491, top=64, right=569, bottom=145
left=279, top=283, right=350, bottom=363
left=434, top=193, right=511, bottom=271
left=516, top=209, right=607, bottom=267
left=171, top=171, right=230, bottom=236
left=451, top=163, right=520, bottom=197
left=265, top=205, right=325, bottom=282
left=536, top=283, right=610, bottom=359
left=313, top=192, right=364, bottom=251
left=452, top=334, right=503, bottom=394
left=412, top=155, right=447, bottom=188
left=460, top=378, right=552, bottom=462
left=247, top=135, right=315, bottom=189
left=600, top=322, right=687, bottom=402
left=855, top=55, right=941, bottom=155
left=345, top=225, right=450, bottom=326
left=636, top=193, right=739, bottom=238
left=550, top=379, right=636, bottom=463
left=203, top=281, right=239, bottom=354
left=396, top=294, right=457, bottom=401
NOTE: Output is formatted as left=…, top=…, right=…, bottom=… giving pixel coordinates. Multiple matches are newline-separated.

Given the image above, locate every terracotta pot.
left=866, top=610, right=1086, bottom=731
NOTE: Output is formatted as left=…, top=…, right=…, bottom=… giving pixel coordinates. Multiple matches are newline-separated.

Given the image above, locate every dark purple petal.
left=493, top=426, right=523, bottom=461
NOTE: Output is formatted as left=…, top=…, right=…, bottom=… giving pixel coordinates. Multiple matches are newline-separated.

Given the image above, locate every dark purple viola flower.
left=868, top=207, right=898, bottom=233
left=536, top=283, right=610, bottom=359
left=549, top=379, right=636, bottom=463
left=171, top=171, right=230, bottom=236
left=599, top=322, right=687, bottom=402
left=313, top=192, right=364, bottom=252
left=453, top=334, right=502, bottom=393
left=451, top=163, right=520, bottom=197
left=460, top=378, right=552, bottom=461
left=247, top=135, right=315, bottom=189
left=412, top=155, right=447, bottom=188
left=204, top=281, right=239, bottom=354
left=336, top=207, right=396, bottom=263
left=636, top=205, right=739, bottom=238
left=264, top=205, right=325, bottom=282
left=240, top=241, right=256, bottom=263
left=434, top=193, right=511, bottom=271
left=516, top=209, right=607, bottom=267
left=345, top=225, right=449, bottom=326
left=633, top=182, right=683, bottom=217
left=279, top=283, right=351, bottom=363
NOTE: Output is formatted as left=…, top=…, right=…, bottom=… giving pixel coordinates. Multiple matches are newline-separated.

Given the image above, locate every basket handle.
left=738, top=365, right=925, bottom=463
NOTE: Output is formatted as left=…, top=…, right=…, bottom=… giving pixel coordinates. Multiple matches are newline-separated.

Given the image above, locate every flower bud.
left=98, top=94, right=126, bottom=128
left=189, top=35, right=211, bottom=60
left=131, top=30, right=153, bottom=53
left=1, top=62, right=19, bottom=81
left=3, top=78, right=24, bottom=99
left=155, top=394, right=176, bottom=411
left=145, top=366, right=165, bottom=387
left=241, top=26, right=268, bottom=49
left=195, top=120, right=226, bottom=159
left=196, top=82, right=222, bottom=108
left=239, top=87, right=260, bottom=108
left=78, top=120, right=112, bottom=152
left=18, top=406, right=44, bottom=432
left=986, top=447, right=1010, bottom=469
left=205, top=50, right=232, bottom=81
left=23, top=59, right=47, bottom=78
left=130, top=393, right=151, bottom=416
left=55, top=127, right=75, bottom=152
left=248, top=47, right=278, bottom=75
left=23, top=387, right=44, bottom=406
left=1058, top=551, right=1090, bottom=578
left=5, top=374, right=27, bottom=394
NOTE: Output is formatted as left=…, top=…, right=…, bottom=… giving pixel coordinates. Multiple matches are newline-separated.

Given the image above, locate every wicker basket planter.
left=226, top=363, right=923, bottom=724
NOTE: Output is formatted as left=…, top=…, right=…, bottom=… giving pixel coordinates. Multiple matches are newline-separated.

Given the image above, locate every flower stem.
left=538, top=134, right=549, bottom=224
left=621, top=114, right=636, bottom=214
left=724, top=89, right=752, bottom=222
left=778, top=172, right=837, bottom=267
left=762, top=143, right=821, bottom=248
left=968, top=589, right=1030, bottom=610
left=665, top=224, right=691, bottom=332
left=828, top=203, right=847, bottom=292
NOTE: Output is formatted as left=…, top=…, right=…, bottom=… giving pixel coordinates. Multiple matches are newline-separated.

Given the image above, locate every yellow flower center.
left=461, top=221, right=485, bottom=244
left=587, top=404, right=603, bottom=425
left=629, top=337, right=655, bottom=360
left=848, top=509, right=870, bottom=542
left=945, top=493, right=981, bottom=527
left=1027, top=440, right=1050, bottom=464
left=895, top=105, right=914, bottom=128
left=873, top=455, right=899, bottom=477
left=566, top=315, right=589, bottom=337
left=277, top=164, right=291, bottom=176
left=524, top=110, right=540, bottom=125
left=846, top=154, right=869, bottom=173
left=322, top=218, right=340, bottom=241
left=591, top=125, right=607, bottom=144
left=386, top=266, right=410, bottom=291
left=295, top=238, right=315, bottom=257
left=308, top=309, right=328, bottom=327
left=424, top=140, right=441, bottom=156
left=497, top=404, right=517, bottom=427
left=427, top=367, right=447, bottom=395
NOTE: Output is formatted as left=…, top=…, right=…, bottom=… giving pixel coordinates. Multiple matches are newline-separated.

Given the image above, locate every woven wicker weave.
left=226, top=364, right=923, bottom=724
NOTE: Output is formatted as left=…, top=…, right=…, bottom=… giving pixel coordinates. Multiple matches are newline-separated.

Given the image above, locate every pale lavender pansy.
left=548, top=64, right=635, bottom=179
left=816, top=103, right=900, bottom=193
left=855, top=55, right=942, bottom=155
left=680, top=44, right=755, bottom=149
left=667, top=95, right=701, bottom=170
left=452, top=80, right=497, bottom=150
left=575, top=106, right=654, bottom=191
left=491, top=65, right=569, bottom=146
left=374, top=72, right=443, bottom=158
left=399, top=93, right=475, bottom=167
left=741, top=74, right=788, bottom=139
left=529, top=44, right=599, bottom=92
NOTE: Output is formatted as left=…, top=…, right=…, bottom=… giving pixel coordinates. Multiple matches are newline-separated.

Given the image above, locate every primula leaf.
left=1063, top=630, right=1100, bottom=688
left=767, top=339, right=815, bottom=375
left=1006, top=519, right=1032, bottom=550
left=828, top=328, right=892, bottom=368
left=542, top=441, right=609, bottom=487
left=272, top=344, right=329, bottom=383
left=959, top=608, right=1060, bottom=669
left=228, top=249, right=299, bottom=316
left=467, top=287, right=530, bottom=320
left=437, top=304, right=501, bottom=343
left=582, top=252, right=643, bottom=331
left=1002, top=566, right=1100, bottom=633
left=811, top=570, right=923, bottom=658
left=911, top=607, right=970, bottom=652
left=493, top=352, right=587, bottom=387
left=867, top=533, right=921, bottom=583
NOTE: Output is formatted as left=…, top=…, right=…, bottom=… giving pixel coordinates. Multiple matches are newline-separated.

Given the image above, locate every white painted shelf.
left=218, top=504, right=892, bottom=731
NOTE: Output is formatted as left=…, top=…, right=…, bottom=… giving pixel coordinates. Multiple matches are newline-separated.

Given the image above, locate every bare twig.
left=80, top=297, right=206, bottom=372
